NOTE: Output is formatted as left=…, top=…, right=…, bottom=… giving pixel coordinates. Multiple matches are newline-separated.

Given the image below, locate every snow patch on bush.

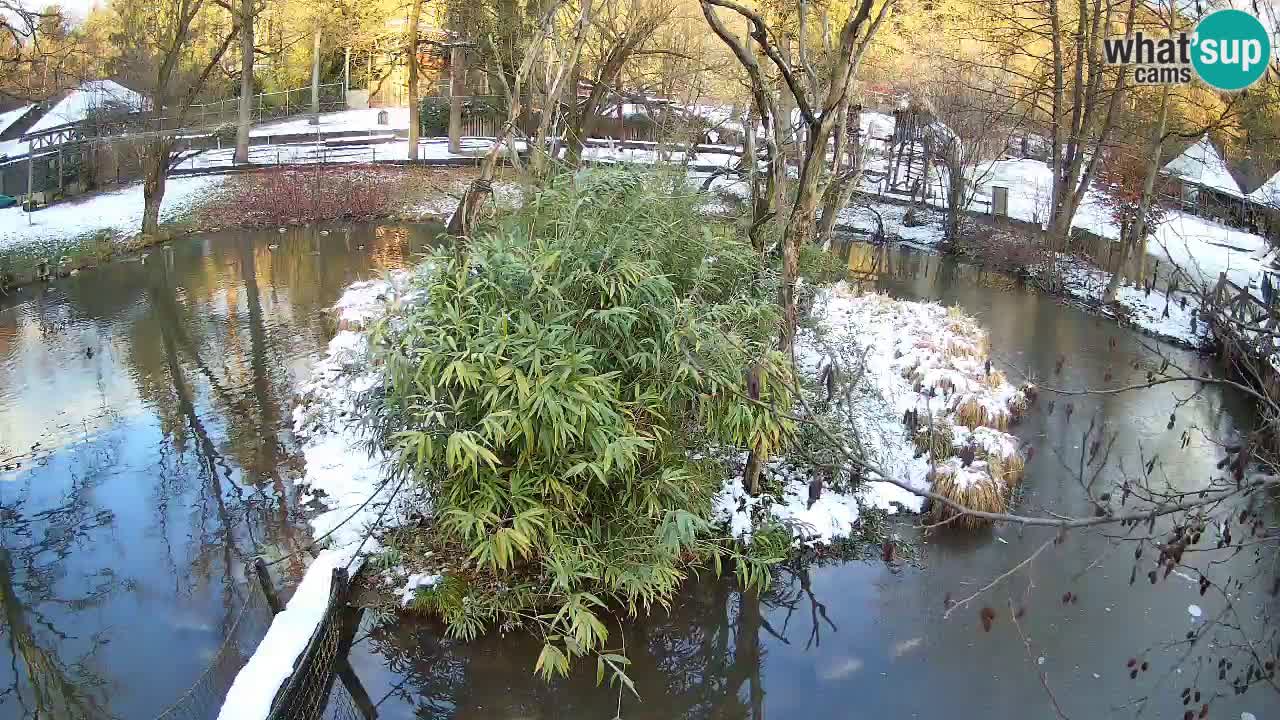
left=715, top=286, right=1030, bottom=543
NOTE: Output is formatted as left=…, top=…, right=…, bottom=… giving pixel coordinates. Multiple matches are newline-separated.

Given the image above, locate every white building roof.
left=25, top=80, right=144, bottom=135
left=1248, top=170, right=1280, bottom=209
left=0, top=104, right=34, bottom=135
left=1161, top=135, right=1243, bottom=198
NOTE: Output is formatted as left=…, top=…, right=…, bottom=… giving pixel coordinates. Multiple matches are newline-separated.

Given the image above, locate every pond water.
left=0, top=223, right=440, bottom=719
left=1, top=230, right=1274, bottom=720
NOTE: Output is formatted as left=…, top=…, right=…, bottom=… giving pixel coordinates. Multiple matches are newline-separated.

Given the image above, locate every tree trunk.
left=233, top=0, right=253, bottom=164
left=780, top=120, right=841, bottom=353
left=563, top=43, right=633, bottom=169
left=141, top=139, right=171, bottom=237
left=563, top=79, right=608, bottom=168
left=310, top=25, right=322, bottom=118
left=406, top=0, right=423, bottom=160
left=815, top=101, right=853, bottom=248
left=1104, top=87, right=1169, bottom=303
left=744, top=449, right=763, bottom=495
left=942, top=139, right=964, bottom=246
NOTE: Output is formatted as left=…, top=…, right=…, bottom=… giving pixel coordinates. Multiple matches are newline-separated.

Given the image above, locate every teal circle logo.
left=1192, top=9, right=1271, bottom=91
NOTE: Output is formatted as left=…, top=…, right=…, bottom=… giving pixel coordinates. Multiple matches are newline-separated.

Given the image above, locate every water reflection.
left=0, top=222, right=441, bottom=719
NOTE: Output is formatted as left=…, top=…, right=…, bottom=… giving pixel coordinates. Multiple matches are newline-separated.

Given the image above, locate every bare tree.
left=560, top=0, right=675, bottom=169
left=957, top=0, right=1142, bottom=250
left=446, top=0, right=584, bottom=240
left=699, top=7, right=785, bottom=254
left=925, top=74, right=1013, bottom=246
left=526, top=0, right=593, bottom=180
left=111, top=0, right=240, bottom=236
left=701, top=0, right=893, bottom=353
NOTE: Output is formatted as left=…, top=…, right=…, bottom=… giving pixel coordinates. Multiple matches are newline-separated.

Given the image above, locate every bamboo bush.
left=368, top=169, right=793, bottom=680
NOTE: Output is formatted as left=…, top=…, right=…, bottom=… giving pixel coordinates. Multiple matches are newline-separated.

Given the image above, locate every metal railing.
left=18, top=82, right=349, bottom=153
left=189, top=83, right=347, bottom=128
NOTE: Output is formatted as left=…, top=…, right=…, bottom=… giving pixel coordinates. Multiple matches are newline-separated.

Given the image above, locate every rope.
left=343, top=472, right=410, bottom=574
left=261, top=471, right=398, bottom=568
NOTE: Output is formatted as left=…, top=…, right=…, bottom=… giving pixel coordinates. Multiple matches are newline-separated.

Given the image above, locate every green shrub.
left=372, top=168, right=791, bottom=679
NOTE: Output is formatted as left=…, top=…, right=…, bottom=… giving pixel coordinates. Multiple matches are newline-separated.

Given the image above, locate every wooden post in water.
left=335, top=603, right=378, bottom=719
left=253, top=558, right=284, bottom=615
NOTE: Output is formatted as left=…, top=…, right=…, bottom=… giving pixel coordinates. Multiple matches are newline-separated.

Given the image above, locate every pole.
left=343, top=47, right=351, bottom=98
left=448, top=44, right=464, bottom=154
left=310, top=25, right=323, bottom=121
left=252, top=559, right=283, bottom=615
left=26, top=153, right=33, bottom=223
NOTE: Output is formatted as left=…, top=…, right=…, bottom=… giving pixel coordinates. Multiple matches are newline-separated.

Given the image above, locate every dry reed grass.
left=927, top=463, right=1009, bottom=529
left=955, top=398, right=1013, bottom=432
left=913, top=422, right=955, bottom=458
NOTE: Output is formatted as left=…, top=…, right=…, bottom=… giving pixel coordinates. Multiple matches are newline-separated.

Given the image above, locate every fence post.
left=252, top=558, right=284, bottom=615
left=26, top=153, right=34, bottom=221
left=56, top=148, right=64, bottom=193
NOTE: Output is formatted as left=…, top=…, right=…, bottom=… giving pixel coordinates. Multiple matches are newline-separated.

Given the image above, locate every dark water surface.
left=1, top=231, right=1274, bottom=720
left=0, top=223, right=439, bottom=719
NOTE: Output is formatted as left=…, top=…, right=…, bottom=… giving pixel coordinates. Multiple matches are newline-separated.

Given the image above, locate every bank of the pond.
left=0, top=165, right=492, bottom=294
left=835, top=201, right=1210, bottom=352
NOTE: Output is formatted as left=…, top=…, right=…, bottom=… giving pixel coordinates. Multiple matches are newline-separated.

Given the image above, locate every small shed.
left=1160, top=135, right=1247, bottom=226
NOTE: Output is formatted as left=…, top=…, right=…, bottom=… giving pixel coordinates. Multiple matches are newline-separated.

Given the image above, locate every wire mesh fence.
left=263, top=567, right=375, bottom=720
left=144, top=561, right=375, bottom=720
left=150, top=576, right=276, bottom=720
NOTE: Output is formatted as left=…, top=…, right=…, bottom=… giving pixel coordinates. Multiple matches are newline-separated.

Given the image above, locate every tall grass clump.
left=369, top=169, right=792, bottom=680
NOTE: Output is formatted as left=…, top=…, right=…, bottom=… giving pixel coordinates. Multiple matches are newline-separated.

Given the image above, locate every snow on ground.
left=835, top=202, right=947, bottom=247
left=0, top=174, right=225, bottom=254
left=967, top=158, right=1272, bottom=290
left=1054, top=257, right=1208, bottom=347
left=290, top=274, right=423, bottom=554
left=1151, top=212, right=1270, bottom=290
left=714, top=285, right=1030, bottom=544
left=579, top=144, right=740, bottom=168
left=398, top=572, right=444, bottom=607
left=173, top=136, right=511, bottom=170
left=856, top=107, right=1270, bottom=291
left=250, top=107, right=410, bottom=137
